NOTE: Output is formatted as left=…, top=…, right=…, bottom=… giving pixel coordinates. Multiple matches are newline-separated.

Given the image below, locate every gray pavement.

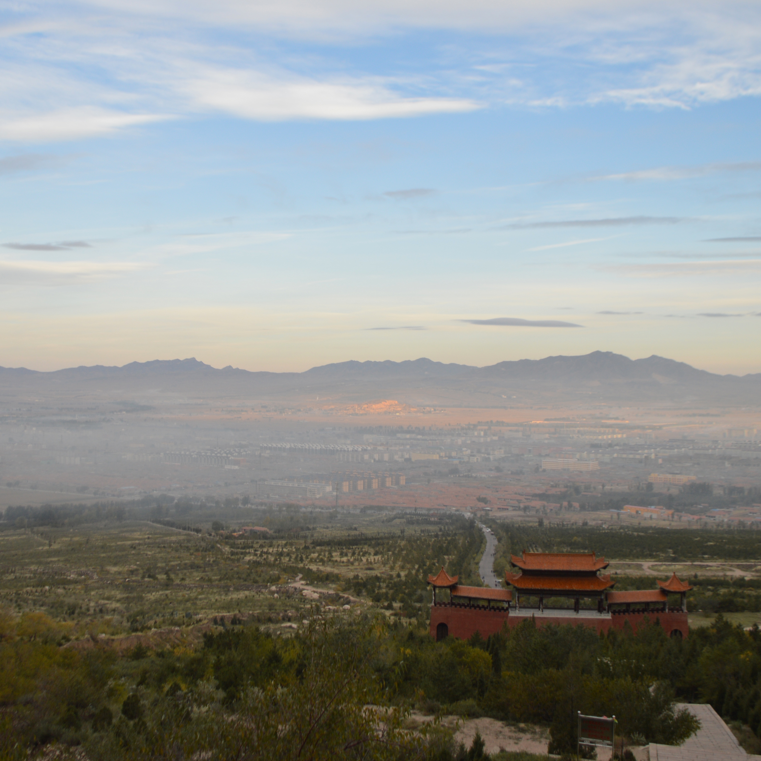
left=477, top=522, right=501, bottom=589
left=649, top=704, right=751, bottom=761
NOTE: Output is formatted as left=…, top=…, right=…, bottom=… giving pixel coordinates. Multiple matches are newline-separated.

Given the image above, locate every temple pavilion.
left=608, top=572, right=692, bottom=613
left=505, top=551, right=614, bottom=613
left=428, top=550, right=693, bottom=641
left=428, top=567, right=512, bottom=609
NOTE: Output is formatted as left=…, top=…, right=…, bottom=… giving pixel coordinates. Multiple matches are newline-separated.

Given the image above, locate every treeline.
left=491, top=524, right=761, bottom=578
left=2, top=498, right=346, bottom=535
left=550, top=484, right=761, bottom=510
left=13, top=607, right=761, bottom=760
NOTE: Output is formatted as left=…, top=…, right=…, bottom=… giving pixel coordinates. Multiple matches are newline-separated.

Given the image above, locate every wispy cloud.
left=394, top=228, right=471, bottom=235
left=461, top=317, right=583, bottom=328
left=4, top=241, right=92, bottom=251
left=384, top=188, right=437, bottom=200
left=181, top=67, right=479, bottom=121
left=505, top=216, right=682, bottom=230
left=528, top=236, right=617, bottom=251
left=0, top=108, right=171, bottom=143
left=367, top=325, right=426, bottom=331
left=0, top=259, right=150, bottom=284
left=592, top=162, right=761, bottom=183
left=705, top=236, right=761, bottom=242
left=597, top=310, right=643, bottom=315
left=697, top=312, right=745, bottom=318
left=1, top=0, right=759, bottom=150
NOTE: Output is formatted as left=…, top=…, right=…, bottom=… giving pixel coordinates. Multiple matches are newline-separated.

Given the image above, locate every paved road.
left=649, top=704, right=757, bottom=761
left=477, top=523, right=502, bottom=589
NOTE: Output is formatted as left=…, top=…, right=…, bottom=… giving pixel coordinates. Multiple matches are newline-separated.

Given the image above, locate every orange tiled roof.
left=657, top=573, right=692, bottom=593
left=505, top=572, right=614, bottom=591
left=608, top=590, right=667, bottom=604
left=427, top=567, right=458, bottom=587
left=451, top=585, right=512, bottom=601
left=510, top=552, right=609, bottom=572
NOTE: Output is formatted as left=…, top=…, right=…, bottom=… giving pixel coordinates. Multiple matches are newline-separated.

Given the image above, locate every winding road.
left=477, top=523, right=502, bottom=589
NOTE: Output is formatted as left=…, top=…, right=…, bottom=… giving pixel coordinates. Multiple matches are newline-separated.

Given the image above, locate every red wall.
left=429, top=605, right=689, bottom=640
left=610, top=610, right=689, bottom=638
left=430, top=604, right=511, bottom=639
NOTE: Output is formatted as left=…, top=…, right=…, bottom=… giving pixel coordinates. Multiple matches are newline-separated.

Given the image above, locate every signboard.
left=578, top=712, right=616, bottom=749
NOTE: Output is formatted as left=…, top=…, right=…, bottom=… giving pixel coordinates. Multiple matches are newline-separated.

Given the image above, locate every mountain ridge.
left=1, top=352, right=758, bottom=407
left=0, top=351, right=752, bottom=379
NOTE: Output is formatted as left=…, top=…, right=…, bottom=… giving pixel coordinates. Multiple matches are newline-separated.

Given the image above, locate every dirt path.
left=408, top=713, right=550, bottom=755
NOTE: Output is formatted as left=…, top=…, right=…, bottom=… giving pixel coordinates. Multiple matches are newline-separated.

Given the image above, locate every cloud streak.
left=384, top=188, right=436, bottom=199
left=367, top=325, right=426, bottom=330
left=0, top=259, right=150, bottom=285
left=505, top=216, right=682, bottom=230
left=4, top=241, right=92, bottom=251
left=592, top=162, right=761, bottom=183
left=180, top=66, right=478, bottom=122
left=0, top=108, right=171, bottom=143
left=528, top=236, right=617, bottom=251
left=462, top=317, right=583, bottom=328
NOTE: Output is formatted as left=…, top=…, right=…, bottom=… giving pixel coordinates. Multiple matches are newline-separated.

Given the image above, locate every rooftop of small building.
left=510, top=551, right=609, bottom=573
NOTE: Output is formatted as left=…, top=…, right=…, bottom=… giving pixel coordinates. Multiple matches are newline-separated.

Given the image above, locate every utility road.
left=477, top=523, right=502, bottom=589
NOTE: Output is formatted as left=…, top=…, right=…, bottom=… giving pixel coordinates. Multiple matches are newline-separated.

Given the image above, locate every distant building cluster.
left=622, top=504, right=674, bottom=518
left=542, top=458, right=599, bottom=471
left=334, top=473, right=405, bottom=493
left=258, top=473, right=406, bottom=500
left=648, top=473, right=697, bottom=485
left=162, top=449, right=248, bottom=468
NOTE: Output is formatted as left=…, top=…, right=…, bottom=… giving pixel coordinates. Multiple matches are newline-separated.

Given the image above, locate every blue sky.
left=1, top=0, right=760, bottom=374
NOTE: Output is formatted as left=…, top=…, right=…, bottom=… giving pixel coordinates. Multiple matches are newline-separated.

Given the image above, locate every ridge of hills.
left=1, top=351, right=759, bottom=407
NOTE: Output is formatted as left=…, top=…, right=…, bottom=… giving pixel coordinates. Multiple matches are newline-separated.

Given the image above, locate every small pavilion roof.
left=505, top=572, right=614, bottom=592
left=510, top=552, right=609, bottom=573
left=608, top=590, right=667, bottom=604
left=427, top=567, right=458, bottom=588
left=657, top=573, right=692, bottom=593
left=451, top=585, right=513, bottom=602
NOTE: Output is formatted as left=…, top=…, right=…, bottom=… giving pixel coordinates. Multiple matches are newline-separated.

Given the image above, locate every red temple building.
left=429, top=551, right=691, bottom=642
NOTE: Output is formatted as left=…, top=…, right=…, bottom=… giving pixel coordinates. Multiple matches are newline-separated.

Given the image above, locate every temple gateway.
left=429, top=551, right=691, bottom=642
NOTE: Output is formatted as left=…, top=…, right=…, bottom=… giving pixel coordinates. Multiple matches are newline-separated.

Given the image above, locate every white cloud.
left=180, top=67, right=479, bottom=121
left=0, top=0, right=759, bottom=147
left=0, top=258, right=151, bottom=284
left=57, top=1, right=761, bottom=38
left=0, top=107, right=170, bottom=142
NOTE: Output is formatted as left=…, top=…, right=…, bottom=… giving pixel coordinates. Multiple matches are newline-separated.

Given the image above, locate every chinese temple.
left=429, top=551, right=691, bottom=641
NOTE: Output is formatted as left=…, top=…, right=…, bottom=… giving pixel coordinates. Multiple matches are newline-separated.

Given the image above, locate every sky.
left=1, top=0, right=760, bottom=375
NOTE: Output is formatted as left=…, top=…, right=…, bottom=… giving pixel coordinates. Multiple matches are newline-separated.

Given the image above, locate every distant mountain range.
left=1, top=352, right=759, bottom=407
